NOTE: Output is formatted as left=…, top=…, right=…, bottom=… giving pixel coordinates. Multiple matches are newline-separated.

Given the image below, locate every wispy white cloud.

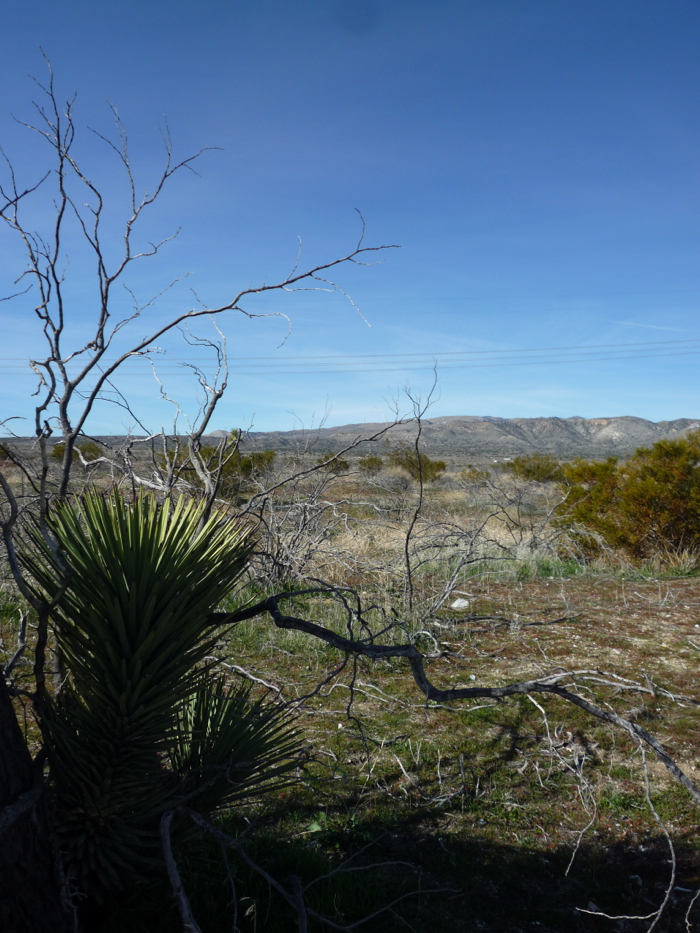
left=612, top=320, right=684, bottom=332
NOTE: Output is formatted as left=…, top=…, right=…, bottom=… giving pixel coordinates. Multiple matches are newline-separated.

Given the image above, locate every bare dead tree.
left=0, top=60, right=400, bottom=933
left=0, top=57, right=398, bottom=510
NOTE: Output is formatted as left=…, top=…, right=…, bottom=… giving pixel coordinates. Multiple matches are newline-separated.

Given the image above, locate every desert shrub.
left=201, top=440, right=276, bottom=485
left=219, top=448, right=276, bottom=497
left=459, top=465, right=490, bottom=484
left=508, top=452, right=563, bottom=483
left=51, top=440, right=103, bottom=465
left=157, top=439, right=276, bottom=501
left=358, top=453, right=383, bottom=476
left=387, top=442, right=445, bottom=483
left=315, top=451, right=350, bottom=473
left=557, top=430, right=700, bottom=561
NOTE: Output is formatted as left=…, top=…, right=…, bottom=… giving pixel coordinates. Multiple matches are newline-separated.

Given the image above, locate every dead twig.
left=159, top=811, right=203, bottom=933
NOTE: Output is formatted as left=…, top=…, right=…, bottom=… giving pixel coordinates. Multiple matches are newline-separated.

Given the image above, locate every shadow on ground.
left=89, top=805, right=699, bottom=933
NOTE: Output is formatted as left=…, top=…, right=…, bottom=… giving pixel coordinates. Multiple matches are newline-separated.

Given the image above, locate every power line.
left=0, top=336, right=699, bottom=369
left=1, top=347, right=699, bottom=377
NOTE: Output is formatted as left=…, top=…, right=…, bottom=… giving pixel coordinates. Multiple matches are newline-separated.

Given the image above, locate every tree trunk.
left=0, top=674, right=68, bottom=933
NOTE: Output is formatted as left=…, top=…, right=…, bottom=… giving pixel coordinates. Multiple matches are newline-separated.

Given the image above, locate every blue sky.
left=1, top=0, right=700, bottom=435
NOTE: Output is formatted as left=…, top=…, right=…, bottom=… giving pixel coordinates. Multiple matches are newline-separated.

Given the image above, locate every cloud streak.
left=613, top=320, right=684, bottom=332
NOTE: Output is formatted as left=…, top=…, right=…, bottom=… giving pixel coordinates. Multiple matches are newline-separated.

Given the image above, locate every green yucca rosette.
left=20, top=491, right=299, bottom=895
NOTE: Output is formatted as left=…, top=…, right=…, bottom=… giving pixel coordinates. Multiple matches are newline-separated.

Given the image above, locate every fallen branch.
left=211, top=592, right=700, bottom=807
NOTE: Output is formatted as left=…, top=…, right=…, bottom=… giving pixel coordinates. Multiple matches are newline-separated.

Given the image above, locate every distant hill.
left=229, top=415, right=700, bottom=461
left=10, top=416, right=697, bottom=464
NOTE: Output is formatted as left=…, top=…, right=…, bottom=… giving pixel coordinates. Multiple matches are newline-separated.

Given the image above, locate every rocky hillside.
left=11, top=416, right=695, bottom=465
left=231, top=415, right=700, bottom=461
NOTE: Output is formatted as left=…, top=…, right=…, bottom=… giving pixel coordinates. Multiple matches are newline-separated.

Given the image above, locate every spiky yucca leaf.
left=21, top=491, right=270, bottom=893
left=24, top=492, right=253, bottom=721
left=170, top=677, right=302, bottom=816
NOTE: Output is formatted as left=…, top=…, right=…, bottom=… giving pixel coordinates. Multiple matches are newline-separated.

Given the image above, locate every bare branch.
left=160, top=811, right=203, bottom=933
left=0, top=750, right=46, bottom=837
left=3, top=611, right=28, bottom=679
left=210, top=591, right=700, bottom=806
left=575, top=745, right=677, bottom=932
left=0, top=782, right=43, bottom=837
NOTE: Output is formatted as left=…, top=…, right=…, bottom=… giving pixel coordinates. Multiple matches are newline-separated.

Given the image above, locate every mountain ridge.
left=13, top=416, right=696, bottom=463
left=229, top=415, right=700, bottom=460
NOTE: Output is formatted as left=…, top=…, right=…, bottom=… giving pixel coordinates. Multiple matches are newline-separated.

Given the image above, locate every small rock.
left=450, top=598, right=471, bottom=610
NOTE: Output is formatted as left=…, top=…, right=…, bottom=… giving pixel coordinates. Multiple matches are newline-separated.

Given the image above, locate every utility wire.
left=1, top=339, right=699, bottom=376
left=0, top=335, right=698, bottom=365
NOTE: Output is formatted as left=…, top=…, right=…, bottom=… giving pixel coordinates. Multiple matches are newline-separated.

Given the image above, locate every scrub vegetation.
left=556, top=431, right=700, bottom=563
left=3, top=435, right=700, bottom=931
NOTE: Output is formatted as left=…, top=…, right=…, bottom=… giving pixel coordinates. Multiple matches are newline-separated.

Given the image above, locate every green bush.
left=358, top=453, right=383, bottom=476
left=315, top=451, right=350, bottom=473
left=51, top=440, right=103, bottom=465
left=218, top=448, right=276, bottom=498
left=459, top=465, right=489, bottom=483
left=387, top=443, right=445, bottom=483
left=557, top=430, right=700, bottom=561
left=157, top=438, right=276, bottom=501
left=508, top=453, right=563, bottom=483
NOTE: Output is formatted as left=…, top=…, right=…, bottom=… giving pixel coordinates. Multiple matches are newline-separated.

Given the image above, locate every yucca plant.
left=21, top=491, right=301, bottom=896
left=170, top=675, right=301, bottom=816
